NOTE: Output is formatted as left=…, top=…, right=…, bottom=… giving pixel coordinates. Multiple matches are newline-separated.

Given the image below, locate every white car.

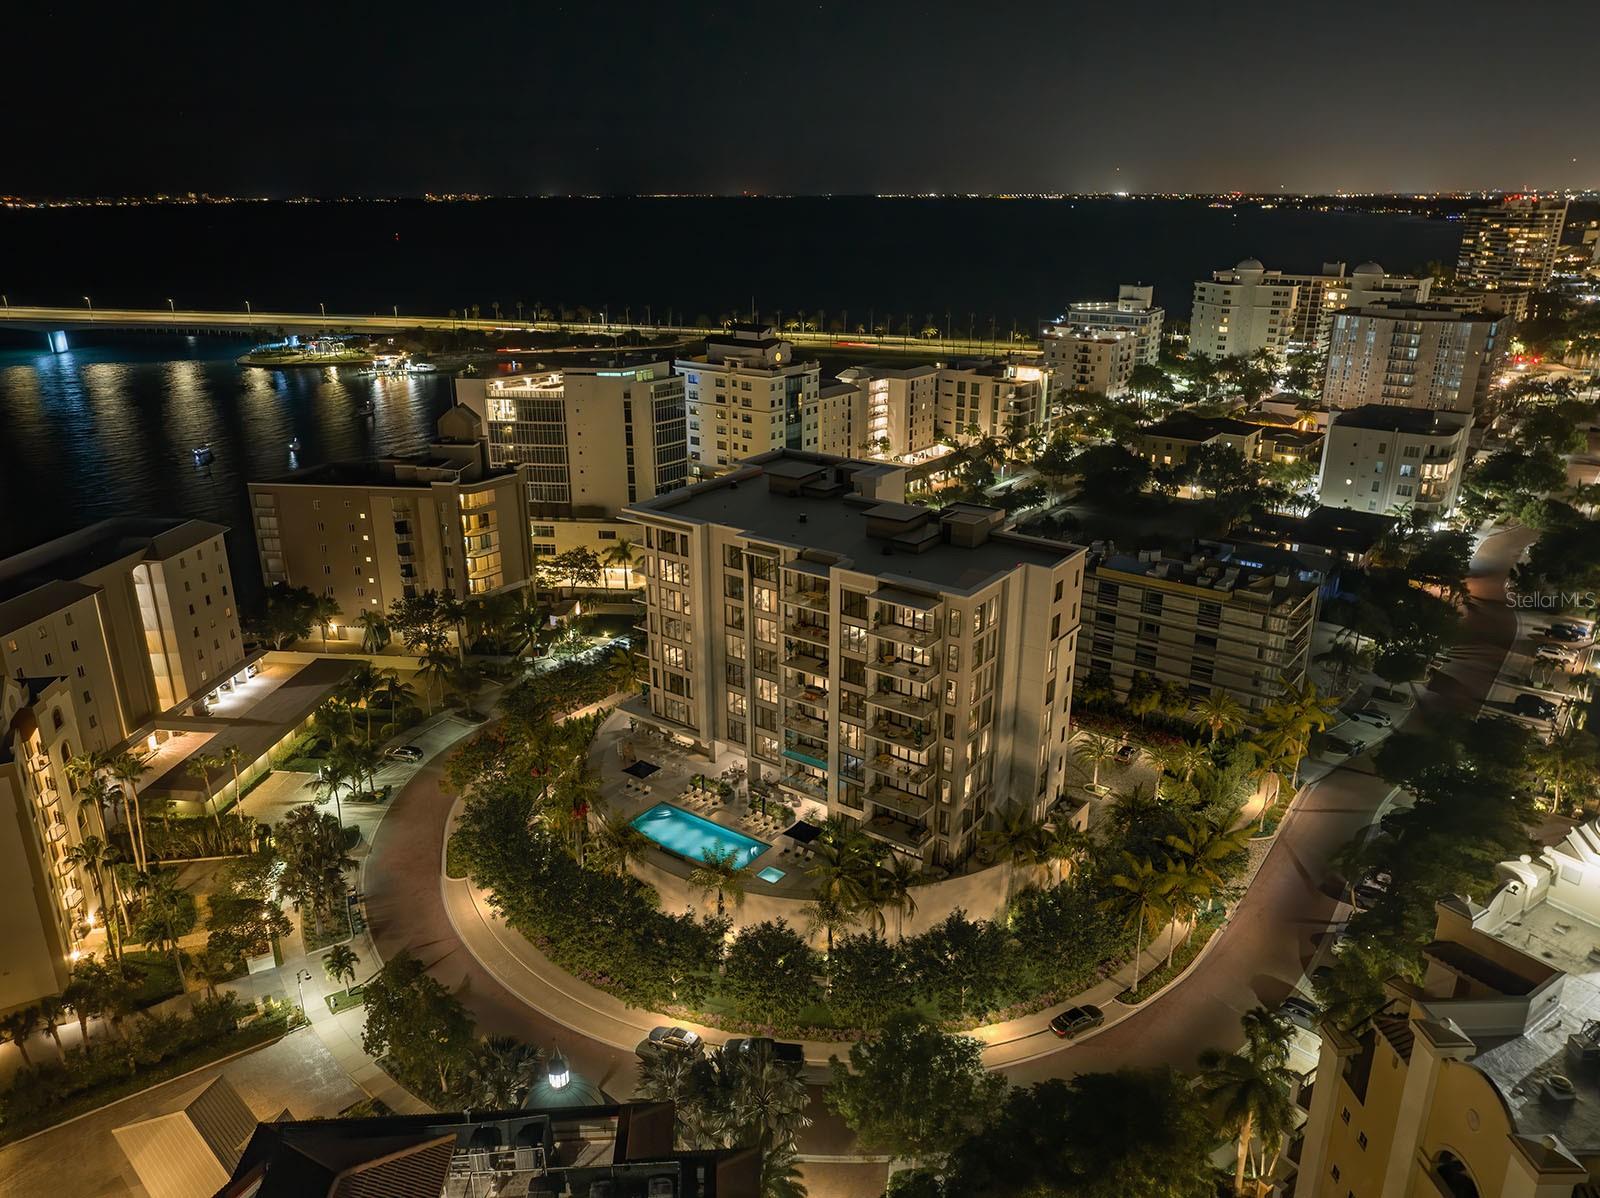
left=1536, top=645, right=1578, bottom=665
left=1350, top=707, right=1393, bottom=728
left=384, top=744, right=425, bottom=763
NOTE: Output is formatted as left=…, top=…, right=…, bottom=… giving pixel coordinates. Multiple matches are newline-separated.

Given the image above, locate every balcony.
left=783, top=647, right=828, bottom=672
left=785, top=589, right=830, bottom=611
left=868, top=719, right=932, bottom=750
left=871, top=621, right=940, bottom=648
left=782, top=680, right=829, bottom=704
left=782, top=747, right=829, bottom=771
left=868, top=689, right=936, bottom=719
left=61, top=886, right=84, bottom=912
left=785, top=620, right=830, bottom=646
left=863, top=814, right=931, bottom=853
left=44, top=822, right=67, bottom=844
left=872, top=753, right=934, bottom=786
left=36, top=785, right=59, bottom=810
left=785, top=710, right=828, bottom=738
left=778, top=772, right=828, bottom=801
left=867, top=781, right=934, bottom=819
left=868, top=655, right=940, bottom=684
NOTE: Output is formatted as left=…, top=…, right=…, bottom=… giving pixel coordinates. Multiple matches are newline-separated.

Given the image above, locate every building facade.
left=1316, top=404, right=1471, bottom=517
left=935, top=360, right=1050, bottom=438
left=834, top=363, right=940, bottom=459
left=1062, top=284, right=1165, bottom=365
left=1133, top=413, right=1264, bottom=468
left=624, top=451, right=1084, bottom=866
left=1456, top=194, right=1568, bottom=293
left=1189, top=260, right=1300, bottom=359
left=676, top=328, right=820, bottom=475
left=1077, top=546, right=1318, bottom=712
left=1038, top=326, right=1138, bottom=398
left=1282, top=261, right=1431, bottom=351
left=1322, top=301, right=1505, bottom=415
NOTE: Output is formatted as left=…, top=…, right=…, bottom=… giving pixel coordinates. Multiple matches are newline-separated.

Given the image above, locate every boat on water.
left=192, top=444, right=214, bottom=466
left=356, top=401, right=375, bottom=416
left=288, top=437, right=302, bottom=453
left=410, top=362, right=438, bottom=373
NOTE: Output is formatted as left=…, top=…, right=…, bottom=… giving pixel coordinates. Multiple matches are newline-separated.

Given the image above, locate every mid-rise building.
left=0, top=519, right=248, bottom=1012
left=1456, top=194, right=1568, bottom=292
left=834, top=363, right=940, bottom=459
left=935, top=360, right=1050, bottom=439
left=676, top=327, right=820, bottom=475
left=1322, top=301, right=1506, bottom=414
left=1189, top=260, right=1300, bottom=359
left=248, top=408, right=534, bottom=620
left=814, top=380, right=866, bottom=457
left=624, top=451, right=1085, bottom=866
left=1038, top=326, right=1138, bottom=398
left=1316, top=404, right=1471, bottom=517
left=1077, top=545, right=1318, bottom=712
left=455, top=362, right=689, bottom=559
left=1061, top=284, right=1165, bottom=365
left=1298, top=821, right=1600, bottom=1197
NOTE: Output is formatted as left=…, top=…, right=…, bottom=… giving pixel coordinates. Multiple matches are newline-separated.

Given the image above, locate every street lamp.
left=295, top=968, right=313, bottom=1018
left=84, top=295, right=93, bottom=319
left=167, top=298, right=175, bottom=313
left=319, top=302, right=326, bottom=318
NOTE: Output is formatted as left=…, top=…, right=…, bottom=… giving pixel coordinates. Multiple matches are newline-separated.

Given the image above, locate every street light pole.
left=295, top=968, right=313, bottom=1019
left=167, top=298, right=175, bottom=313
left=84, top=295, right=93, bottom=320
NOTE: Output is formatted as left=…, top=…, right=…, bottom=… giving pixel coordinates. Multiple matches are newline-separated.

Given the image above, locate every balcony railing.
left=871, top=622, right=940, bottom=648
left=785, top=620, right=830, bottom=646
left=778, top=772, right=828, bottom=801
left=782, top=681, right=829, bottom=704
left=785, top=710, right=828, bottom=738
left=863, top=814, right=931, bottom=852
left=867, top=689, right=936, bottom=719
left=868, top=720, right=932, bottom=750
left=867, top=656, right=941, bottom=684
left=866, top=781, right=934, bottom=818
left=783, top=647, right=828, bottom=672
left=785, top=589, right=830, bottom=611
left=872, top=753, right=934, bottom=786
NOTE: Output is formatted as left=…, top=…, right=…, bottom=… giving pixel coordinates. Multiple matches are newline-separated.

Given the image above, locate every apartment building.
left=455, top=362, right=689, bottom=557
left=1316, top=404, right=1472, bottom=517
left=675, top=327, right=819, bottom=475
left=1061, top=284, right=1164, bottom=365
left=814, top=380, right=866, bottom=456
left=1038, top=326, right=1138, bottom=398
left=1322, top=301, right=1506, bottom=414
left=624, top=451, right=1085, bottom=866
left=834, top=363, right=940, bottom=459
left=0, top=520, right=248, bottom=1012
left=1133, top=413, right=1263, bottom=468
left=1189, top=260, right=1300, bottom=359
left=1077, top=545, right=1318, bottom=712
left=1297, top=823, right=1600, bottom=1198
left=1456, top=194, right=1568, bottom=292
left=249, top=410, right=533, bottom=619
left=935, top=360, right=1049, bottom=439
left=1283, top=261, right=1431, bottom=350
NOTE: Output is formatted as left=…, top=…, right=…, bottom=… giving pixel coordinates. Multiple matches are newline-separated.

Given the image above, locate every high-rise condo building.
left=1189, top=261, right=1300, bottom=359
left=834, top=363, right=940, bottom=460
left=675, top=327, right=820, bottom=476
left=454, top=362, right=689, bottom=558
left=1061, top=284, right=1165, bottom=365
left=248, top=406, right=534, bottom=620
left=1456, top=194, right=1568, bottom=292
left=623, top=451, right=1085, bottom=866
left=1038, top=325, right=1139, bottom=398
left=1077, top=545, right=1318, bottom=712
left=1316, top=404, right=1472, bottom=518
left=1322, top=301, right=1506, bottom=414
left=1282, top=262, right=1431, bottom=351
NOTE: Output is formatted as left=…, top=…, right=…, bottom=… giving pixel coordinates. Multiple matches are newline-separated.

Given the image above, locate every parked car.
left=1114, top=743, right=1138, bottom=764
left=1546, top=624, right=1589, bottom=643
left=1049, top=1004, right=1106, bottom=1039
left=637, top=1026, right=702, bottom=1059
left=384, top=744, right=425, bottom=762
left=1369, top=687, right=1406, bottom=704
left=1351, top=706, right=1393, bottom=728
left=1278, top=994, right=1321, bottom=1031
left=1536, top=644, right=1578, bottom=665
left=724, top=1037, right=804, bottom=1066
left=1319, top=735, right=1360, bottom=757
left=1513, top=693, right=1559, bottom=719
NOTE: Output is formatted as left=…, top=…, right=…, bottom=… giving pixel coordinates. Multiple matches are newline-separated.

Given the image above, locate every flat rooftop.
left=1332, top=404, right=1470, bottom=435
left=1139, top=413, right=1261, bottom=441
left=0, top=517, right=226, bottom=605
left=1091, top=545, right=1317, bottom=605
left=253, top=455, right=511, bottom=489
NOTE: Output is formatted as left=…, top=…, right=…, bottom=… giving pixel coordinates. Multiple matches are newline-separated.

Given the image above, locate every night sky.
left=12, top=1, right=1596, bottom=197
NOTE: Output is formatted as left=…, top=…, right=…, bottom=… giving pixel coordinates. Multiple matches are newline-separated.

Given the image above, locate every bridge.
left=0, top=303, right=1038, bottom=358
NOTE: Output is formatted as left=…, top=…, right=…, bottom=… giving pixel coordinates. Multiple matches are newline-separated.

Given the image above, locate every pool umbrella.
left=623, top=760, right=660, bottom=779
left=784, top=820, right=823, bottom=844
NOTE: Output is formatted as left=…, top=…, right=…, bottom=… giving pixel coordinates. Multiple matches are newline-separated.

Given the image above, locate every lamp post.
left=319, top=302, right=326, bottom=318
left=84, top=295, right=93, bottom=320
left=167, top=297, right=175, bottom=313
left=295, top=968, right=313, bottom=1019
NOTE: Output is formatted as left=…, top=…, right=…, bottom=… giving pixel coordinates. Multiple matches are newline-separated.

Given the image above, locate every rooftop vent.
left=1542, top=1075, right=1578, bottom=1104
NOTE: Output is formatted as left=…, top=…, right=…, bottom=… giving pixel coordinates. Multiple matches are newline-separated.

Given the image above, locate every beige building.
left=1190, top=260, right=1300, bottom=359
left=1457, top=194, right=1568, bottom=293
left=1133, top=413, right=1264, bottom=468
left=676, top=327, right=819, bottom=475
left=623, top=451, right=1085, bottom=866
left=1322, top=301, right=1506, bottom=415
left=1039, top=325, right=1138, bottom=398
left=1061, top=284, right=1164, bottom=365
left=1298, top=820, right=1600, bottom=1198
left=935, top=360, right=1050, bottom=439
left=815, top=380, right=866, bottom=457
left=1284, top=261, right=1432, bottom=351
left=0, top=519, right=248, bottom=1013
left=835, top=362, right=940, bottom=459
left=1317, top=404, right=1472, bottom=518
left=248, top=411, right=533, bottom=622
left=455, top=362, right=689, bottom=564
left=1077, top=545, right=1318, bottom=712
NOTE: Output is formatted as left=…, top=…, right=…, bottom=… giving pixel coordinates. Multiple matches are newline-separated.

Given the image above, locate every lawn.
left=325, top=984, right=365, bottom=1015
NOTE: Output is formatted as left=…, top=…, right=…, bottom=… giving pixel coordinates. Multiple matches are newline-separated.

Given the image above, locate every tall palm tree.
left=468, top=1034, right=542, bottom=1107
left=1194, top=691, right=1248, bottom=745
left=876, top=852, right=920, bottom=941
left=1164, top=812, right=1252, bottom=888
left=66, top=835, right=121, bottom=960
left=602, top=538, right=637, bottom=590
left=342, top=660, right=386, bottom=741
left=134, top=872, right=197, bottom=992
left=806, top=819, right=883, bottom=921
left=323, top=943, right=360, bottom=994
left=1195, top=1009, right=1297, bottom=1197
left=688, top=847, right=748, bottom=920
left=1157, top=739, right=1212, bottom=786
left=417, top=647, right=455, bottom=715
left=723, top=1037, right=812, bottom=1152
left=1074, top=730, right=1122, bottom=791
left=315, top=757, right=353, bottom=827
left=978, top=805, right=1048, bottom=905
left=190, top=752, right=227, bottom=830
left=105, top=752, right=151, bottom=873
left=0, top=1007, right=40, bottom=1068
left=355, top=610, right=390, bottom=653
left=222, top=744, right=243, bottom=816
left=378, top=674, right=417, bottom=734
left=312, top=595, right=342, bottom=649
left=804, top=894, right=855, bottom=958
left=36, top=995, right=66, bottom=1056
left=1100, top=851, right=1177, bottom=990
left=589, top=811, right=651, bottom=877
left=1037, top=819, right=1087, bottom=887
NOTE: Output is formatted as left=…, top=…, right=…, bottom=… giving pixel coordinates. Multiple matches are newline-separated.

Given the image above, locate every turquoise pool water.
left=631, top=802, right=770, bottom=869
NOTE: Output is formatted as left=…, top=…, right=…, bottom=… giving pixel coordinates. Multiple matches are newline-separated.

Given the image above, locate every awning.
left=623, top=760, right=660, bottom=779
left=783, top=820, right=823, bottom=844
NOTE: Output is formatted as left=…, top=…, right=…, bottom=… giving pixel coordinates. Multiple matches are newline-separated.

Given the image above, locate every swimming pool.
left=630, top=802, right=770, bottom=869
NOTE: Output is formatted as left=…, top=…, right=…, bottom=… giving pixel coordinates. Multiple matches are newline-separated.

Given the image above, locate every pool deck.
left=589, top=709, right=821, bottom=899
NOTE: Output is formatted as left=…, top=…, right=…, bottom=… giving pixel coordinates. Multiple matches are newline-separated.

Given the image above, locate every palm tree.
left=602, top=538, right=637, bottom=589
left=1037, top=819, right=1086, bottom=887
left=36, top=995, right=66, bottom=1056
left=1314, top=641, right=1372, bottom=695
left=757, top=1148, right=808, bottom=1198
left=806, top=818, right=884, bottom=920
left=1195, top=1008, right=1297, bottom=1196
left=104, top=752, right=151, bottom=872
left=342, top=660, right=386, bottom=741
left=1164, top=812, right=1252, bottom=888
left=417, top=647, right=455, bottom=715
left=589, top=812, right=651, bottom=877
left=355, top=610, right=390, bottom=653
left=1194, top=691, right=1248, bottom=744
left=804, top=894, right=855, bottom=958
left=978, top=804, right=1048, bottom=904
left=1257, top=680, right=1337, bottom=787
left=1074, top=730, right=1122, bottom=791
left=1158, top=739, right=1212, bottom=786
left=450, top=659, right=488, bottom=718
left=315, top=756, right=353, bottom=827
left=468, top=1034, right=542, bottom=1107
left=312, top=595, right=342, bottom=649
left=378, top=674, right=417, bottom=734
left=688, top=847, right=748, bottom=919
left=190, top=752, right=227, bottom=830
left=0, top=1007, right=40, bottom=1067
left=876, top=852, right=920, bottom=941
left=66, top=835, right=121, bottom=960
left=323, top=943, right=360, bottom=994
left=134, top=873, right=198, bottom=992
left=221, top=744, right=243, bottom=816
left=723, top=1037, right=812, bottom=1152
left=636, top=1040, right=703, bottom=1105
left=1100, top=851, right=1177, bottom=990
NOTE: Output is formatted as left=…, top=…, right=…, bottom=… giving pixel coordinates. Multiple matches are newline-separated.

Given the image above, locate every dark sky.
left=10, top=1, right=1597, bottom=196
